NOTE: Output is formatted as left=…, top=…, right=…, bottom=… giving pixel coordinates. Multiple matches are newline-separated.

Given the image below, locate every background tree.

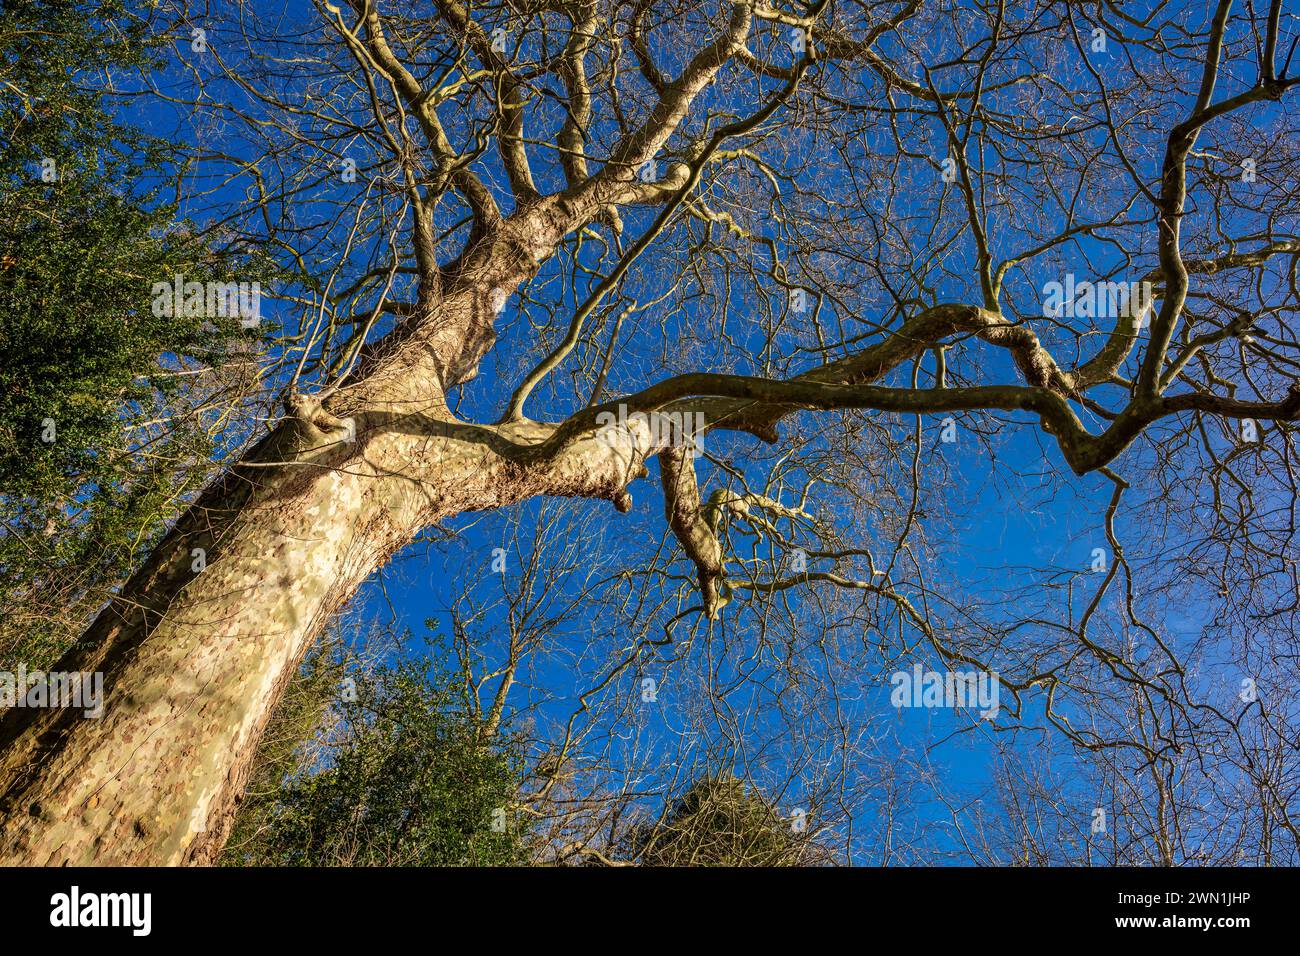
left=619, top=774, right=815, bottom=866
left=223, top=629, right=529, bottom=867
left=0, top=0, right=265, bottom=666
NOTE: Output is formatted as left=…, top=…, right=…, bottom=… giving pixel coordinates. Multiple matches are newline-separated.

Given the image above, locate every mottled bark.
left=0, top=254, right=647, bottom=864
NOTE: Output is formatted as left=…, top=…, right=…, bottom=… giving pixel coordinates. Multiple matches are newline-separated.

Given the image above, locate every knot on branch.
left=284, top=392, right=356, bottom=446
left=659, top=447, right=812, bottom=620
left=660, top=446, right=726, bottom=619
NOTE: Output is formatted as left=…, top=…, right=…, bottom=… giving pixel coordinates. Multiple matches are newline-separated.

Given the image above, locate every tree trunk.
left=0, top=237, right=641, bottom=863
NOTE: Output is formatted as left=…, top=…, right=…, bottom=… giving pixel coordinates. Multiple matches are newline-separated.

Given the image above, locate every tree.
left=0, top=0, right=263, bottom=666
left=222, top=632, right=529, bottom=867
left=1, top=0, right=1298, bottom=865
left=620, top=774, right=813, bottom=866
